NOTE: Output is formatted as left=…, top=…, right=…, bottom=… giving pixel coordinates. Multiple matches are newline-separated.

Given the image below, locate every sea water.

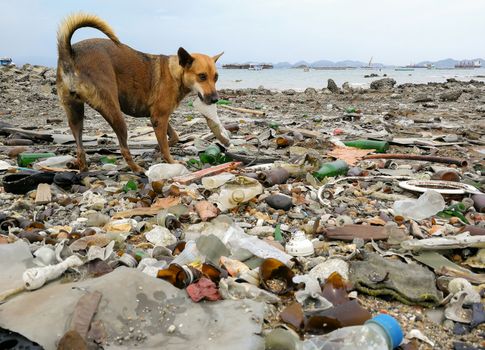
left=217, top=67, right=485, bottom=91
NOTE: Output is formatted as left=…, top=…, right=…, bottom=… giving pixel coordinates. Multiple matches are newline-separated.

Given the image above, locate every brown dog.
left=56, top=13, right=223, bottom=172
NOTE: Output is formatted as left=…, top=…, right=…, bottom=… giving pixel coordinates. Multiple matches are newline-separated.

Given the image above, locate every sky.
left=1, top=0, right=484, bottom=67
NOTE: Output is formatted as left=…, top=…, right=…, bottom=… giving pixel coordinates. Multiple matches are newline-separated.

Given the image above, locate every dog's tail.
left=57, top=13, right=120, bottom=62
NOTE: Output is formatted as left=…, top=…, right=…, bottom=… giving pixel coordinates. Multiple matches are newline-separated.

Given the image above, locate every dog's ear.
left=178, top=47, right=194, bottom=68
left=212, top=51, right=224, bottom=63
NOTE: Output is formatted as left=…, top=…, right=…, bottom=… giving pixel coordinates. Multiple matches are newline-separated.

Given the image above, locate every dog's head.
left=178, top=47, right=223, bottom=105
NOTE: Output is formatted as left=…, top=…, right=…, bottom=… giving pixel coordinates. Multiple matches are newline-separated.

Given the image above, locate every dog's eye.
left=214, top=73, right=218, bottom=82
left=198, top=73, right=207, bottom=81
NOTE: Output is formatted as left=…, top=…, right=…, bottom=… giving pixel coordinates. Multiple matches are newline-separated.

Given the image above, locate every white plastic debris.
left=285, top=231, right=315, bottom=257
left=405, top=329, right=435, bottom=347
left=448, top=278, right=481, bottom=305
left=202, top=172, right=235, bottom=190
left=293, top=275, right=332, bottom=309
left=23, top=255, right=84, bottom=290
left=393, top=190, right=445, bottom=221
left=33, top=246, right=56, bottom=266
left=145, top=226, right=177, bottom=247
left=444, top=293, right=473, bottom=323
left=87, top=240, right=115, bottom=262
left=219, top=277, right=280, bottom=303
left=145, top=163, right=190, bottom=182
left=193, top=97, right=231, bottom=146
left=217, top=176, right=263, bottom=211
left=0, top=160, right=13, bottom=171
left=309, top=258, right=349, bottom=282
left=80, top=190, right=107, bottom=210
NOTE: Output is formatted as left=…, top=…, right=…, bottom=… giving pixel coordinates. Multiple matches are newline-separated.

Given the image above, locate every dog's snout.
left=204, top=92, right=219, bottom=105
left=210, top=94, right=219, bottom=104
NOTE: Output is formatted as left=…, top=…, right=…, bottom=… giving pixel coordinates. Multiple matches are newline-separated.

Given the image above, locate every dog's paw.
left=130, top=164, right=145, bottom=174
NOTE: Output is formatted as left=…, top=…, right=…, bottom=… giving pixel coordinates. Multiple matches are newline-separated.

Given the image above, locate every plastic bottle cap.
left=365, top=314, right=403, bottom=349
left=285, top=231, right=314, bottom=257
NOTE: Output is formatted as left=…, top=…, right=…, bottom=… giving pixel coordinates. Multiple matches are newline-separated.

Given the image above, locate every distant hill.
left=310, top=59, right=334, bottom=67
left=292, top=60, right=310, bottom=68
left=220, top=57, right=484, bottom=69
left=274, top=61, right=292, bottom=68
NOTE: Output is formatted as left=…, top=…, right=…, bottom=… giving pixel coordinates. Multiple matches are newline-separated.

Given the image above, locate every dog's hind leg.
left=62, top=99, right=88, bottom=171
left=94, top=99, right=144, bottom=173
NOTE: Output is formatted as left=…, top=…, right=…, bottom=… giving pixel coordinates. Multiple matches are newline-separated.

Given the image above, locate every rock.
left=265, top=194, right=293, bottom=211
left=413, top=94, right=434, bottom=103
left=370, top=78, right=396, bottom=91
left=423, top=102, right=438, bottom=108
left=304, top=87, right=317, bottom=95
left=282, top=89, right=296, bottom=95
left=439, top=90, right=462, bottom=102
left=327, top=79, right=339, bottom=93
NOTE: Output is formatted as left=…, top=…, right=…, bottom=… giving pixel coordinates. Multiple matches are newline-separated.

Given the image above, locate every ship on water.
left=222, top=63, right=273, bottom=70
left=454, top=60, right=482, bottom=69
left=0, top=57, right=13, bottom=66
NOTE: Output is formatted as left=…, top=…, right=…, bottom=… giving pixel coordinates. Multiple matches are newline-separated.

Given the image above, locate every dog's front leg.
left=151, top=113, right=178, bottom=164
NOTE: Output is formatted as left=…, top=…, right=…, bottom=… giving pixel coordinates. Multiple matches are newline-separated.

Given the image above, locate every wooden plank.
left=172, top=162, right=242, bottom=185
left=35, top=183, right=52, bottom=204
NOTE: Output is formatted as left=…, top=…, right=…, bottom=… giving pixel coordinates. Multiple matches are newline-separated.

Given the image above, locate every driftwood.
left=173, top=162, right=242, bottom=185
left=0, top=123, right=53, bottom=142
left=218, top=104, right=266, bottom=116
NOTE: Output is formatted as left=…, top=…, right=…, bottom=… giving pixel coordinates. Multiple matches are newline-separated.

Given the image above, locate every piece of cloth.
left=349, top=253, right=442, bottom=307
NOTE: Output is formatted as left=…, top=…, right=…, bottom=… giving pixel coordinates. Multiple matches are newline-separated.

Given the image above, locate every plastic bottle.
left=301, top=314, right=403, bottom=350
left=201, top=172, right=235, bottom=189
left=343, top=139, right=389, bottom=153
left=393, top=190, right=445, bottom=221
left=18, top=152, right=56, bottom=167
left=313, top=160, right=349, bottom=181
left=145, top=163, right=190, bottom=182
left=217, top=176, right=263, bottom=211
left=33, top=155, right=77, bottom=170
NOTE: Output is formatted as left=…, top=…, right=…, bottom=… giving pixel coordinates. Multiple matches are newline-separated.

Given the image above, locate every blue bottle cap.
left=365, top=314, right=403, bottom=349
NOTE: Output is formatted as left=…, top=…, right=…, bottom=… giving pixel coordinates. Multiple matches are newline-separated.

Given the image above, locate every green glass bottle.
left=199, top=144, right=221, bottom=164
left=17, top=152, right=56, bottom=167
left=313, top=160, right=349, bottom=181
left=343, top=139, right=389, bottom=153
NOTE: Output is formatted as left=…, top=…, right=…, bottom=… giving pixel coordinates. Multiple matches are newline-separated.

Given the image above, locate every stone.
left=327, top=78, right=339, bottom=93
left=413, top=94, right=434, bottom=103
left=440, top=90, right=462, bottom=102
left=370, top=78, right=396, bottom=91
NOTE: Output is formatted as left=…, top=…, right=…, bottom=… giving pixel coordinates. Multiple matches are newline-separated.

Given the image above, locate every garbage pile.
left=0, top=65, right=484, bottom=350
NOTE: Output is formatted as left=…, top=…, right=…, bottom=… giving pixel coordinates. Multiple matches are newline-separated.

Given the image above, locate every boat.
left=361, top=56, right=375, bottom=69
left=455, top=60, right=481, bottom=69
left=222, top=63, right=273, bottom=70
left=0, top=57, right=13, bottom=66
left=405, top=63, right=428, bottom=69
left=248, top=64, right=263, bottom=71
